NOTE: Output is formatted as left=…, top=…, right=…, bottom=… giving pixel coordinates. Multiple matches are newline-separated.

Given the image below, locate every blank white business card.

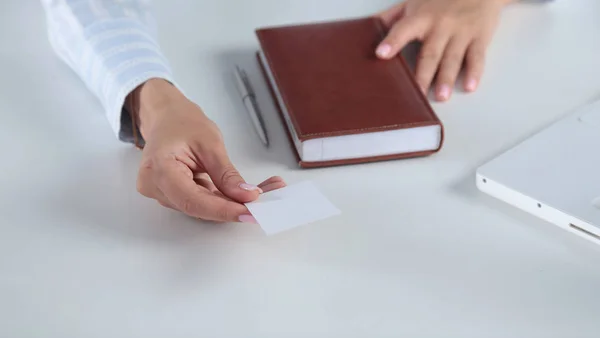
left=245, top=181, right=341, bottom=235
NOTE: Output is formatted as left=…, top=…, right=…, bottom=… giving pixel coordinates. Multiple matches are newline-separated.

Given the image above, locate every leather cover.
left=255, top=17, right=444, bottom=168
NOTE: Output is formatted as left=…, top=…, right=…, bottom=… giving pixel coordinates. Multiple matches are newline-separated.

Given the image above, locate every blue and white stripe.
left=40, top=0, right=176, bottom=142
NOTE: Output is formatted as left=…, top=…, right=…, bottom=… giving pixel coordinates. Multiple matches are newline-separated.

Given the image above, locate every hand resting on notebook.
left=129, top=79, right=286, bottom=224
left=375, top=0, right=515, bottom=101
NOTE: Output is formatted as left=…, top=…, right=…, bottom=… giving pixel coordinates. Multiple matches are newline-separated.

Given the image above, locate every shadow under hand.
left=45, top=148, right=226, bottom=243
left=400, top=40, right=421, bottom=72
left=43, top=147, right=266, bottom=288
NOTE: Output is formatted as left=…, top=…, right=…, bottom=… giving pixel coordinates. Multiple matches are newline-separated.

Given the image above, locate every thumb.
left=204, top=148, right=262, bottom=203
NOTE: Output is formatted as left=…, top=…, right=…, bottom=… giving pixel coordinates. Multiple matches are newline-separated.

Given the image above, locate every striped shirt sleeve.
left=40, top=0, right=176, bottom=143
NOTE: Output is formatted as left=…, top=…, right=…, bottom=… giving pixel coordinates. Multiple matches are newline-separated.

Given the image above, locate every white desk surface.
left=2, top=0, right=600, bottom=337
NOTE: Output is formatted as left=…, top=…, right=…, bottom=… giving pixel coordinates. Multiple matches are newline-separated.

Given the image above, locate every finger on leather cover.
left=375, top=17, right=426, bottom=59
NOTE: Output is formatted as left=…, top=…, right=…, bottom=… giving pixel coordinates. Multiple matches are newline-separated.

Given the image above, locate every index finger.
left=156, top=160, right=249, bottom=223
left=375, top=17, right=427, bottom=60
left=377, top=2, right=407, bottom=28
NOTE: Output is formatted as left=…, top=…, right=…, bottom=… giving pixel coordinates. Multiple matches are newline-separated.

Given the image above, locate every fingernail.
left=466, top=78, right=478, bottom=92
left=437, top=85, right=451, bottom=101
left=239, top=183, right=263, bottom=193
left=376, top=44, right=391, bottom=58
left=239, top=215, right=258, bottom=224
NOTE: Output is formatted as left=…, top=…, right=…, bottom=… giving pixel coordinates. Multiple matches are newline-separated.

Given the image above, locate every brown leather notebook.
left=255, top=17, right=444, bottom=168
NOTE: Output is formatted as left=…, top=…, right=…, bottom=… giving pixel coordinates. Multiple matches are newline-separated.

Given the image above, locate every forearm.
left=40, top=0, right=177, bottom=142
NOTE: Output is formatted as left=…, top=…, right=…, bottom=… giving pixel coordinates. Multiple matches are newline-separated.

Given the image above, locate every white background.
left=1, top=0, right=600, bottom=337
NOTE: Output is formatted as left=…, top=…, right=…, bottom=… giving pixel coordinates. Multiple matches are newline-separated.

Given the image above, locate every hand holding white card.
left=245, top=181, right=341, bottom=235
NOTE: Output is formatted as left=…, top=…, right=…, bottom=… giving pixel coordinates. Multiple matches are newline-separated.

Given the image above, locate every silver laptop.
left=476, top=99, right=600, bottom=244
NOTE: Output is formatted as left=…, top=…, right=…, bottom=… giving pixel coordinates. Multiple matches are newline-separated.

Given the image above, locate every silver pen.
left=234, top=65, right=269, bottom=147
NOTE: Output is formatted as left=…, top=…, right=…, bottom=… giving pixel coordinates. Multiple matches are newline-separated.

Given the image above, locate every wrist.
left=127, top=78, right=186, bottom=139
